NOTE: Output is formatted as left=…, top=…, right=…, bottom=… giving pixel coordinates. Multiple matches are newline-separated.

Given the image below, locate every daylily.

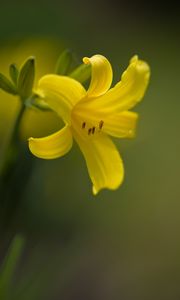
left=28, top=55, right=150, bottom=194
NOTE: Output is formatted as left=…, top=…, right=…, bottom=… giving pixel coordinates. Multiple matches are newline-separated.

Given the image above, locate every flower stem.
left=0, top=100, right=32, bottom=229
left=0, top=102, right=25, bottom=177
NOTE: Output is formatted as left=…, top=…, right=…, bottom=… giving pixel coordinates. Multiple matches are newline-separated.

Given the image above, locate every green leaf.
left=0, top=235, right=25, bottom=299
left=55, top=49, right=73, bottom=75
left=69, top=63, right=91, bottom=83
left=9, top=64, right=19, bottom=86
left=18, top=56, right=35, bottom=101
left=0, top=73, right=17, bottom=95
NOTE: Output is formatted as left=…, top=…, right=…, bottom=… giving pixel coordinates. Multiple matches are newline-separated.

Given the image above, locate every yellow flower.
left=28, top=55, right=150, bottom=194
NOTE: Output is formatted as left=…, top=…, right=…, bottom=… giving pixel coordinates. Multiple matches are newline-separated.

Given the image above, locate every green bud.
left=9, top=64, right=19, bottom=86
left=25, top=94, right=51, bottom=111
left=69, top=64, right=91, bottom=83
left=0, top=73, right=17, bottom=95
left=55, top=49, right=73, bottom=75
left=18, top=56, right=35, bottom=101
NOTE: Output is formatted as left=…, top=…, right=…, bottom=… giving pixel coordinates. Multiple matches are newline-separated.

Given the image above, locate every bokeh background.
left=0, top=1, right=180, bottom=299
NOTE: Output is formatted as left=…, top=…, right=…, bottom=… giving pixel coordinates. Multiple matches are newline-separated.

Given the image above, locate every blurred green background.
left=0, top=0, right=180, bottom=299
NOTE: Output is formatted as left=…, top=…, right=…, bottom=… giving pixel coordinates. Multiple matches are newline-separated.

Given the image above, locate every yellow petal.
left=80, top=55, right=150, bottom=114
left=83, top=54, right=113, bottom=98
left=73, top=129, right=124, bottom=195
left=103, top=111, right=138, bottom=138
left=28, top=125, right=73, bottom=159
left=37, top=75, right=86, bottom=123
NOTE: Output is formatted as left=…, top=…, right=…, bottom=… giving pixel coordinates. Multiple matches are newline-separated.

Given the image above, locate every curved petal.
left=36, top=75, right=86, bottom=123
left=80, top=55, right=150, bottom=114
left=73, top=129, right=124, bottom=195
left=28, top=125, right=73, bottom=159
left=103, top=111, right=138, bottom=138
left=83, top=54, right=113, bottom=98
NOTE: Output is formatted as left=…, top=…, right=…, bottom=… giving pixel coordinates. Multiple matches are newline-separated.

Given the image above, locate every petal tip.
left=92, top=186, right=98, bottom=195
left=130, top=55, right=138, bottom=63
left=91, top=168, right=124, bottom=196
left=84, top=54, right=113, bottom=97
left=83, top=57, right=90, bottom=65
left=28, top=137, right=36, bottom=156
left=134, top=57, right=150, bottom=78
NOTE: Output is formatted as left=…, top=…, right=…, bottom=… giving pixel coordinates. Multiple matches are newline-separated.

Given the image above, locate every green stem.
left=0, top=235, right=25, bottom=300
left=0, top=101, right=25, bottom=178
left=11, top=103, right=25, bottom=144
left=0, top=100, right=30, bottom=229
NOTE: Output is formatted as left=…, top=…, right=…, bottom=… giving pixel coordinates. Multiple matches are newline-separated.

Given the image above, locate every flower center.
left=71, top=104, right=105, bottom=138
left=81, top=120, right=104, bottom=136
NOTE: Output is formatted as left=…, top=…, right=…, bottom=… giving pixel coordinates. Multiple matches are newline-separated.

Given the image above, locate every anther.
left=88, top=128, right=92, bottom=135
left=82, top=122, right=86, bottom=129
left=92, top=127, right=95, bottom=134
left=99, top=120, right=104, bottom=130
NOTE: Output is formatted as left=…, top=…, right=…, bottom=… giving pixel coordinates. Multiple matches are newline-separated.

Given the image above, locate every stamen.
left=82, top=122, right=86, bottom=129
left=92, top=127, right=95, bottom=134
left=88, top=128, right=92, bottom=135
left=99, top=120, right=104, bottom=130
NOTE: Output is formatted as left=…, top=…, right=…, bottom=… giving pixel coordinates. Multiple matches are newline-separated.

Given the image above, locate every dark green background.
left=0, top=1, right=180, bottom=299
